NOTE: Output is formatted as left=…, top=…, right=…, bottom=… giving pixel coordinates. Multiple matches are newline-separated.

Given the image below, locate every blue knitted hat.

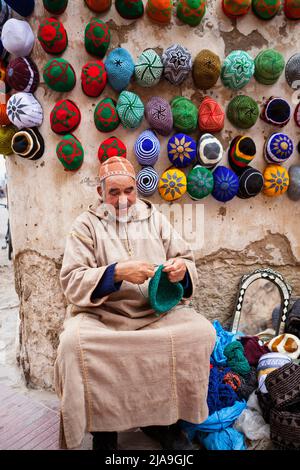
left=134, top=129, right=160, bottom=165
left=105, top=47, right=134, bottom=92
left=148, top=264, right=184, bottom=315
left=264, top=132, right=294, bottom=164
left=167, top=133, right=197, bottom=168
left=5, top=0, right=35, bottom=16
left=212, top=166, right=239, bottom=202
left=136, top=166, right=159, bottom=196
left=135, top=48, right=163, bottom=87
left=261, top=97, right=291, bottom=127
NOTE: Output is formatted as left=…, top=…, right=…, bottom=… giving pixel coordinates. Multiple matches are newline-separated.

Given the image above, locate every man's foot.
left=140, top=423, right=196, bottom=450
left=91, top=431, right=118, bottom=450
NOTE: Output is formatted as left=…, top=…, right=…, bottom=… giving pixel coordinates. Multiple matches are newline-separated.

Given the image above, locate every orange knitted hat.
left=99, top=156, right=136, bottom=182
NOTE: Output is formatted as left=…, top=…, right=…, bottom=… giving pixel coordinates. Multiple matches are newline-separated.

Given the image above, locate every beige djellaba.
left=54, top=197, right=216, bottom=449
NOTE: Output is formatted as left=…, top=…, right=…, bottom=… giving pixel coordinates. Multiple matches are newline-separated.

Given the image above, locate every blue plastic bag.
left=197, top=428, right=246, bottom=450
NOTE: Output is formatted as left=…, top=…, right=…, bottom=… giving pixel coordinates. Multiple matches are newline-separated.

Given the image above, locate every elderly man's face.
left=97, top=175, right=137, bottom=220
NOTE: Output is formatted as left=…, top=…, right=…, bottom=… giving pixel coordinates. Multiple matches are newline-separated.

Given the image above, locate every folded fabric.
left=210, top=320, right=236, bottom=366
left=240, top=336, right=269, bottom=366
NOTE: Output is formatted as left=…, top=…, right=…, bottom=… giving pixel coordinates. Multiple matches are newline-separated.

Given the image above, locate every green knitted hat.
left=0, top=126, right=16, bottom=156
left=171, top=96, right=198, bottom=133
left=115, top=0, right=144, bottom=18
left=252, top=0, right=281, bottom=20
left=56, top=134, right=84, bottom=171
left=116, top=91, right=144, bottom=129
left=43, top=58, right=76, bottom=92
left=134, top=49, right=163, bottom=87
left=94, top=98, right=120, bottom=132
left=227, top=95, right=259, bottom=129
left=221, top=50, right=254, bottom=90
left=43, top=0, right=68, bottom=14
left=148, top=264, right=184, bottom=315
left=187, top=165, right=214, bottom=200
left=254, top=49, right=285, bottom=85
left=176, top=0, right=206, bottom=26
left=84, top=18, right=111, bottom=59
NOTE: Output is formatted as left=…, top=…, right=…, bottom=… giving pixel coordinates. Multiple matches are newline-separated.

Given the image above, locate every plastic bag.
left=234, top=392, right=270, bottom=441
left=197, top=427, right=246, bottom=450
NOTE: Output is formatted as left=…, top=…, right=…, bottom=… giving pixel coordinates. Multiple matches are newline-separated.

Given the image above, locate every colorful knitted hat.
left=176, top=0, right=206, bottom=26
left=134, top=129, right=160, bottom=166
left=85, top=0, right=112, bottom=12
left=5, top=0, right=34, bottom=16
left=50, top=99, right=81, bottom=135
left=192, top=50, right=221, bottom=89
left=94, top=98, right=120, bottom=132
left=294, top=102, right=300, bottom=127
left=187, top=164, right=214, bottom=200
left=288, top=165, right=300, bottom=201
left=7, top=92, right=43, bottom=129
left=7, top=57, right=39, bottom=93
left=158, top=167, right=187, bottom=201
left=81, top=60, right=107, bottom=97
left=148, top=264, right=184, bottom=315
left=263, top=164, right=289, bottom=196
left=43, top=58, right=76, bottom=92
left=11, top=127, right=44, bottom=161
left=115, top=0, right=144, bottom=19
left=162, top=44, right=192, bottom=86
left=167, top=133, right=196, bottom=168
left=171, top=96, right=198, bottom=133
left=254, top=49, right=285, bottom=85
left=105, top=48, right=135, bottom=92
left=56, top=134, right=84, bottom=171
left=1, top=19, right=34, bottom=57
left=227, top=95, right=259, bottom=129
left=0, top=95, right=10, bottom=126
left=222, top=0, right=251, bottom=17
left=264, top=132, right=293, bottom=164
left=285, top=53, right=300, bottom=89
left=198, top=133, right=223, bottom=168
left=135, top=49, right=163, bottom=87
left=38, top=18, right=67, bottom=55
left=0, top=125, right=16, bottom=155
left=261, top=97, right=291, bottom=127
left=136, top=166, right=159, bottom=196
left=228, top=135, right=256, bottom=173
left=212, top=166, right=239, bottom=202
left=116, top=91, right=144, bottom=129
left=252, top=0, right=281, bottom=19
left=146, top=0, right=173, bottom=23
left=284, top=0, right=300, bottom=18
left=221, top=51, right=254, bottom=90
left=43, top=0, right=68, bottom=14
left=98, top=136, right=127, bottom=163
left=145, top=96, right=173, bottom=136
left=237, top=166, right=264, bottom=199
left=98, top=156, right=136, bottom=182
left=0, top=0, right=11, bottom=27
left=198, top=97, right=224, bottom=133
left=266, top=334, right=300, bottom=360
left=85, top=19, right=111, bottom=59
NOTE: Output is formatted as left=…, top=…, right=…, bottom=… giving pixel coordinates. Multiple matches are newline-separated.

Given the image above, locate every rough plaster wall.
left=4, top=1, right=300, bottom=389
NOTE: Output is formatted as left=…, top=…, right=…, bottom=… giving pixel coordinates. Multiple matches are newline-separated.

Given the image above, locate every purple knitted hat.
left=145, top=96, right=173, bottom=136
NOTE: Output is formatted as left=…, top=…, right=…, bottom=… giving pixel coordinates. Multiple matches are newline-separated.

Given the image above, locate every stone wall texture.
left=5, top=1, right=300, bottom=389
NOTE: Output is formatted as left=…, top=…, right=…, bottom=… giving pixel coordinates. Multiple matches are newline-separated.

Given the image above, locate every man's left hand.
left=162, top=258, right=187, bottom=283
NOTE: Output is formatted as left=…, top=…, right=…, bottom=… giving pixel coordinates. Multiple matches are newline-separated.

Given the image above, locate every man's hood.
left=87, top=197, right=156, bottom=222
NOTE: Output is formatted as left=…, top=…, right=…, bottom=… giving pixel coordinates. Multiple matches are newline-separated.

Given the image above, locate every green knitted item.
left=176, top=0, right=206, bottom=26
left=148, top=265, right=184, bottom=315
left=221, top=50, right=254, bottom=90
left=43, top=0, right=68, bottom=14
left=252, top=0, right=281, bottom=20
left=94, top=98, right=120, bottom=132
left=0, top=126, right=16, bottom=156
left=187, top=165, right=214, bottom=200
left=254, top=49, right=285, bottom=85
left=115, top=0, right=144, bottom=18
left=224, top=341, right=251, bottom=376
left=171, top=96, right=198, bottom=133
left=56, top=134, right=84, bottom=171
left=43, top=58, right=76, bottom=92
left=85, top=18, right=111, bottom=59
left=227, top=95, right=259, bottom=129
left=116, top=91, right=144, bottom=129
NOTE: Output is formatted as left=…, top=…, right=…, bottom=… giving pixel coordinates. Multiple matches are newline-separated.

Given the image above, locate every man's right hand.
left=114, top=261, right=156, bottom=284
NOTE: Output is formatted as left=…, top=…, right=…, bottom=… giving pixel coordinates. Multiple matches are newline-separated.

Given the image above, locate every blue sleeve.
left=91, top=263, right=123, bottom=300
left=180, top=269, right=193, bottom=298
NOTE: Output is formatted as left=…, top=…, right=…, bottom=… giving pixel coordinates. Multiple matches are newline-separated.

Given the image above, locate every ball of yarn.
left=263, top=164, right=289, bottom=197
left=207, top=366, right=239, bottom=415
left=192, top=50, right=221, bottom=89
left=136, top=166, right=159, bottom=196
left=227, top=95, right=259, bottom=129
left=135, top=49, right=163, bottom=87
left=116, top=91, right=144, bottom=129
left=134, top=129, right=160, bottom=166
left=105, top=48, right=134, bottom=92
left=221, top=50, right=254, bottom=90
left=224, top=341, right=251, bottom=376
left=171, top=96, right=198, bottom=133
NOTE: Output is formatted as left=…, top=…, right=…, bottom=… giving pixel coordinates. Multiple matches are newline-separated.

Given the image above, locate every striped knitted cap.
left=99, top=156, right=136, bottom=182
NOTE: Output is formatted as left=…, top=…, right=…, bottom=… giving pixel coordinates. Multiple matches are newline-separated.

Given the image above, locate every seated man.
left=54, top=157, right=216, bottom=450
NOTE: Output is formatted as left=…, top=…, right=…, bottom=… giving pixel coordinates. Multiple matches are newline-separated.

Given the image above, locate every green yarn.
left=224, top=341, right=251, bottom=376
left=148, top=264, right=184, bottom=315
left=171, top=96, right=198, bottom=133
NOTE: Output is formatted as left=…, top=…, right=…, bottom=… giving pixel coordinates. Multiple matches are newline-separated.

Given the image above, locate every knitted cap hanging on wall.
left=264, top=132, right=293, bottom=164
left=167, top=133, right=196, bottom=168
left=0, top=1, right=11, bottom=27
left=252, top=0, right=281, bottom=19
left=171, top=96, right=198, bottom=133
left=212, top=166, right=239, bottom=202
left=7, top=57, right=39, bottom=93
left=261, top=97, right=291, bottom=127
left=237, top=166, right=264, bottom=199
left=11, top=127, right=44, bottom=161
left=222, top=0, right=251, bottom=17
left=198, top=97, right=224, bottom=133
left=38, top=17, right=68, bottom=55
left=98, top=136, right=127, bottom=163
left=227, top=95, right=259, bottom=129
left=145, top=96, right=173, bottom=136
left=192, top=50, right=221, bottom=89
left=0, top=95, right=10, bottom=126
left=0, top=126, right=15, bottom=155
left=197, top=133, right=223, bottom=168
left=85, top=0, right=112, bottom=12
left=135, top=49, right=163, bottom=87
left=1, top=19, right=34, bottom=57
left=285, top=53, right=300, bottom=89
left=146, top=0, right=173, bottom=23
left=136, top=166, right=159, bottom=196
left=50, top=99, right=81, bottom=135
left=105, top=48, right=135, bottom=92
left=158, top=167, right=187, bottom=201
left=7, top=92, right=43, bottom=129
left=81, top=60, right=107, bottom=97
left=228, top=135, right=256, bottom=174
left=85, top=18, right=111, bottom=59
left=116, top=91, right=144, bottom=129
left=284, top=0, right=300, bottom=18
left=43, top=0, right=68, bottom=14
left=221, top=50, right=254, bottom=90
left=263, top=164, right=289, bottom=196
left=5, top=0, right=35, bottom=16
left=56, top=134, right=84, bottom=171
left=94, top=97, right=120, bottom=132
left=43, top=58, right=76, bottom=92
left=187, top=165, right=214, bottom=200
left=294, top=102, right=300, bottom=127
left=134, top=129, right=160, bottom=166
left=148, top=265, right=184, bottom=315
left=162, top=44, right=192, bottom=86
left=115, top=0, right=144, bottom=19
left=176, top=0, right=206, bottom=26
left=254, top=49, right=285, bottom=85
left=287, top=165, right=300, bottom=201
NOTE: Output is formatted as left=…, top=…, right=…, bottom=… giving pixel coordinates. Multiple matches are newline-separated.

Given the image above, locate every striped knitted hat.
left=134, top=129, right=160, bottom=166
left=134, top=49, right=163, bottom=88
left=99, top=156, right=136, bottom=182
left=116, top=91, right=144, bottom=129
left=136, top=166, right=159, bottom=196
left=7, top=57, right=39, bottom=93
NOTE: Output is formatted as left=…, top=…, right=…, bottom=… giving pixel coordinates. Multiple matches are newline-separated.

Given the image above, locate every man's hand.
left=162, top=258, right=187, bottom=283
left=114, top=260, right=155, bottom=284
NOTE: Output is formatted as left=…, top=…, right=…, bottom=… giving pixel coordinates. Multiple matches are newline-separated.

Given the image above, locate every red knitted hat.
left=50, top=99, right=81, bottom=135
left=81, top=60, right=107, bottom=97
left=284, top=0, right=300, bottom=19
left=97, top=136, right=127, bottom=163
left=38, top=17, right=68, bottom=55
left=198, top=96, right=225, bottom=133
